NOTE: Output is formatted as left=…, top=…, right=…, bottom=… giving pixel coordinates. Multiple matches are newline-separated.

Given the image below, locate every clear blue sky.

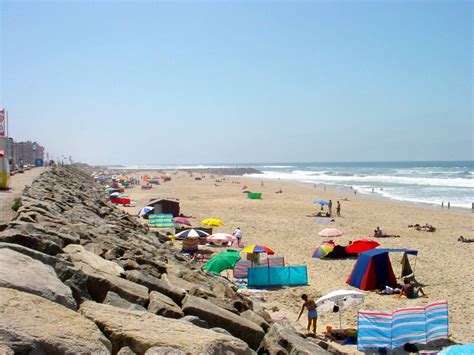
left=1, top=0, right=472, bottom=165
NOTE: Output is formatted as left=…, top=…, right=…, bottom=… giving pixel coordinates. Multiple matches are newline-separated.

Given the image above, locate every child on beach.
left=297, top=294, right=318, bottom=334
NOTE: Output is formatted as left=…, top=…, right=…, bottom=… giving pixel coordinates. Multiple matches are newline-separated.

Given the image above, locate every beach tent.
left=0, top=151, right=10, bottom=190
left=346, top=249, right=418, bottom=290
left=148, top=198, right=180, bottom=217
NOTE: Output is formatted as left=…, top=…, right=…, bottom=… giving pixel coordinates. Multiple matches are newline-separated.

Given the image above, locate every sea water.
left=117, top=161, right=473, bottom=209
left=245, top=161, right=474, bottom=209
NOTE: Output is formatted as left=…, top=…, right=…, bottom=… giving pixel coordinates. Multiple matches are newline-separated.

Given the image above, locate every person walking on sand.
left=447, top=202, right=450, bottom=209
left=328, top=200, right=333, bottom=216
left=441, top=201, right=444, bottom=208
left=336, top=201, right=341, bottom=216
left=297, top=294, right=318, bottom=334
left=233, top=227, right=242, bottom=246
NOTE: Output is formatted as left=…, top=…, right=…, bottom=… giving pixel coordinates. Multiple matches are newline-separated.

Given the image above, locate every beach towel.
left=357, top=301, right=448, bottom=351
left=316, top=219, right=334, bottom=223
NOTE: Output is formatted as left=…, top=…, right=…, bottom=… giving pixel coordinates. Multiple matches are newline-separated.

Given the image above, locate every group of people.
left=378, top=278, right=427, bottom=299
left=324, top=200, right=341, bottom=217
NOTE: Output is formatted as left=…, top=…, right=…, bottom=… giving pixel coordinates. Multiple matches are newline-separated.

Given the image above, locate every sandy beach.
left=118, top=171, right=473, bottom=352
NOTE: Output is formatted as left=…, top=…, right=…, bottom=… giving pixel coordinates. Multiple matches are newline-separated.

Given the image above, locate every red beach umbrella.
left=345, top=239, right=379, bottom=254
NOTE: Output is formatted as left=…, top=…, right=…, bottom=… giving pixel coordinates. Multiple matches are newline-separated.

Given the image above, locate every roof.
left=361, top=248, right=418, bottom=256
left=148, top=198, right=179, bottom=205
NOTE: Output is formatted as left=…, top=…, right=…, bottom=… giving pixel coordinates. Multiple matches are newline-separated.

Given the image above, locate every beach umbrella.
left=439, top=344, right=474, bottom=355
left=314, top=199, right=329, bottom=206
left=201, top=218, right=224, bottom=227
left=138, top=206, right=154, bottom=217
left=206, top=233, right=237, bottom=244
left=242, top=185, right=249, bottom=190
left=110, top=192, right=121, bottom=197
left=318, top=228, right=343, bottom=237
left=203, top=250, right=241, bottom=275
left=345, top=239, right=379, bottom=254
left=316, top=289, right=365, bottom=329
left=241, top=244, right=274, bottom=255
left=175, top=229, right=209, bottom=240
left=312, top=241, right=335, bottom=259
left=173, top=216, right=192, bottom=226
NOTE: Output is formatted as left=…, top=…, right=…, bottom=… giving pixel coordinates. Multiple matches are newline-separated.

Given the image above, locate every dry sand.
left=117, top=171, right=473, bottom=352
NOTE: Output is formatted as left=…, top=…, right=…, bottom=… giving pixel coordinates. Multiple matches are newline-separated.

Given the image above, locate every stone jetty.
left=0, top=166, right=331, bottom=354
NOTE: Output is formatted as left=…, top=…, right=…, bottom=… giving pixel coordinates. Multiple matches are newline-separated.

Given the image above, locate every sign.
left=0, top=110, right=5, bottom=137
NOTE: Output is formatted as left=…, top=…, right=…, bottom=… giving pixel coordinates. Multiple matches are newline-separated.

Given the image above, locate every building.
left=0, top=137, right=46, bottom=167
left=148, top=198, right=180, bottom=217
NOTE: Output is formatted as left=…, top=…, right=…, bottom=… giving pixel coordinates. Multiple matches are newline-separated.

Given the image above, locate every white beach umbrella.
left=318, top=228, right=343, bottom=237
left=175, top=228, right=210, bottom=240
left=316, top=289, right=365, bottom=329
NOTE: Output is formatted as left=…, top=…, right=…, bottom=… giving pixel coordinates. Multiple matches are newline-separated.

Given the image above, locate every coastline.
left=242, top=174, right=473, bottom=215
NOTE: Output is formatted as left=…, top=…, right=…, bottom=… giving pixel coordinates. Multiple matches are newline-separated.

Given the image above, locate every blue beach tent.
left=346, top=249, right=418, bottom=290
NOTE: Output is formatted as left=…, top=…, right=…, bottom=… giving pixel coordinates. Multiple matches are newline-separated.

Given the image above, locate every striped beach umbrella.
left=175, top=228, right=209, bottom=240
left=241, top=244, right=274, bottom=255
left=312, top=241, right=335, bottom=259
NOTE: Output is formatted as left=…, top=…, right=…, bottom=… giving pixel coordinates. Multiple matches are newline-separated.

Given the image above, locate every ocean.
left=117, top=161, right=474, bottom=209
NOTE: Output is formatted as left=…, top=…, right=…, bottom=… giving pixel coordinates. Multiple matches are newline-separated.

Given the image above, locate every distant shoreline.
left=101, top=166, right=263, bottom=176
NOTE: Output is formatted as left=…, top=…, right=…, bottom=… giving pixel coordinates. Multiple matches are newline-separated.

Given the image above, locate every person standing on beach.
left=297, top=294, right=318, bottom=334
left=441, top=201, right=444, bottom=208
left=328, top=200, right=333, bottom=216
left=447, top=202, right=450, bottom=209
left=336, top=201, right=341, bottom=216
left=233, top=227, right=242, bottom=246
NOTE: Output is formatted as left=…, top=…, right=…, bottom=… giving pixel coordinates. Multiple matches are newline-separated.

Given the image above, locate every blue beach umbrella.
left=314, top=199, right=329, bottom=206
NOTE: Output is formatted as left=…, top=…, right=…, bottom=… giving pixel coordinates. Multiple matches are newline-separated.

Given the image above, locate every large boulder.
left=148, top=274, right=187, bottom=305
left=0, top=288, right=111, bottom=354
left=79, top=301, right=252, bottom=354
left=148, top=291, right=184, bottom=319
left=0, top=248, right=77, bottom=310
left=124, top=270, right=163, bottom=291
left=104, top=291, right=148, bottom=312
left=85, top=269, right=150, bottom=306
left=240, top=310, right=270, bottom=332
left=182, top=295, right=265, bottom=350
left=63, top=244, right=125, bottom=276
left=259, top=320, right=327, bottom=354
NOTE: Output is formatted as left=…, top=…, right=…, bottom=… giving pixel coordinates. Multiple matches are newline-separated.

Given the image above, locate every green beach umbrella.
left=203, top=250, right=241, bottom=275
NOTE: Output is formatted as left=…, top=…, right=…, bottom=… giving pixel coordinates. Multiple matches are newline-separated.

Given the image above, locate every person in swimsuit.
left=297, top=294, right=318, bottom=334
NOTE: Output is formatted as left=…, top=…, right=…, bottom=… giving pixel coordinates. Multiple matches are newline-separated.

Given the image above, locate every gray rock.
left=117, top=346, right=137, bottom=355
left=145, top=347, right=186, bottom=355
left=240, top=309, right=270, bottom=332
left=124, top=270, right=163, bottom=291
left=80, top=301, right=252, bottom=354
left=0, top=288, right=111, bottom=354
left=148, top=291, right=184, bottom=319
left=64, top=244, right=125, bottom=277
left=0, top=228, right=63, bottom=255
left=211, top=327, right=232, bottom=336
left=259, top=320, right=327, bottom=354
left=104, top=291, right=148, bottom=312
left=182, top=295, right=265, bottom=350
left=0, top=248, right=77, bottom=310
left=85, top=268, right=150, bottom=306
left=149, top=274, right=187, bottom=305
left=181, top=315, right=209, bottom=328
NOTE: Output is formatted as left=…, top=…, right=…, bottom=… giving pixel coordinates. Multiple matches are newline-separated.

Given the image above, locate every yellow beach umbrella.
left=201, top=218, right=224, bottom=227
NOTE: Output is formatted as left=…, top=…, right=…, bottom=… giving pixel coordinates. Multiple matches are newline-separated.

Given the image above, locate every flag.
left=0, top=110, right=5, bottom=137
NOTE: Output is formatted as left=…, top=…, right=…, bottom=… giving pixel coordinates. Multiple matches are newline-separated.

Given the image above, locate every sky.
left=0, top=0, right=472, bottom=165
